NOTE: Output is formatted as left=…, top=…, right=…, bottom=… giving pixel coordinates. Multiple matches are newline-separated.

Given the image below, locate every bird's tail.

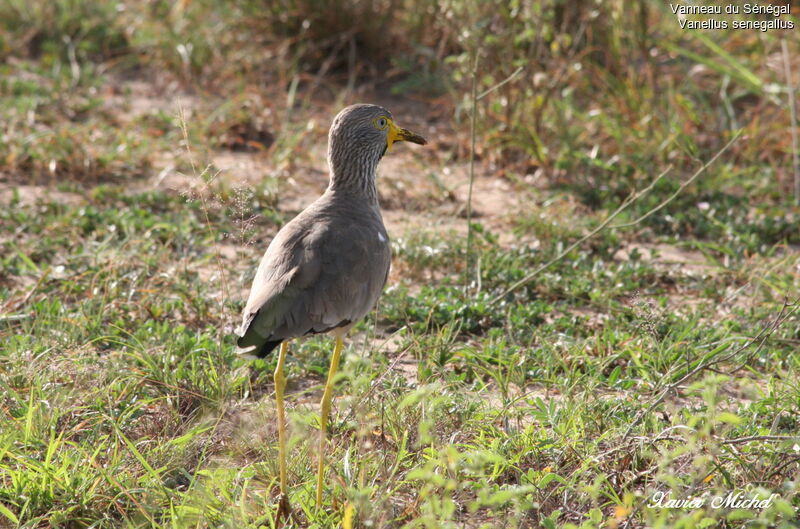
left=236, top=336, right=282, bottom=358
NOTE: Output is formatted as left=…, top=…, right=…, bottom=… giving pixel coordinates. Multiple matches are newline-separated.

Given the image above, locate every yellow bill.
left=387, top=119, right=427, bottom=152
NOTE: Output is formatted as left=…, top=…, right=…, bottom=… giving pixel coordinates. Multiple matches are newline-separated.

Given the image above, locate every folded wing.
left=236, top=202, right=390, bottom=358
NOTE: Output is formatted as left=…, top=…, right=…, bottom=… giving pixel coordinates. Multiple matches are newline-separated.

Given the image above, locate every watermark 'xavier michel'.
left=649, top=490, right=779, bottom=510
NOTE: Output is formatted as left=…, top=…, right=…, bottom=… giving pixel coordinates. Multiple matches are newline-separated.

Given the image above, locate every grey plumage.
left=236, top=104, right=424, bottom=357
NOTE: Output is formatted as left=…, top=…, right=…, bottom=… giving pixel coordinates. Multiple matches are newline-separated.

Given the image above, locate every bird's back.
left=237, top=189, right=391, bottom=357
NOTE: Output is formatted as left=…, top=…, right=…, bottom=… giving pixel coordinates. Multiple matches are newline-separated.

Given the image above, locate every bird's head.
left=327, top=104, right=426, bottom=181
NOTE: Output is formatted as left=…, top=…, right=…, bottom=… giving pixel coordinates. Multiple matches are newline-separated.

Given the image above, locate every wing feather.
left=236, top=195, right=391, bottom=355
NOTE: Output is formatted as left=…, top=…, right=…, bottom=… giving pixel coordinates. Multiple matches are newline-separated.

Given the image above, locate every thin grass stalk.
left=781, top=39, right=800, bottom=204
left=491, top=130, right=741, bottom=305
left=465, top=51, right=478, bottom=291
left=464, top=61, right=523, bottom=293
left=178, top=106, right=231, bottom=323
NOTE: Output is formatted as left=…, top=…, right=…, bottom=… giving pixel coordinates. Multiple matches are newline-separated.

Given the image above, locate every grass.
left=1, top=0, right=800, bottom=528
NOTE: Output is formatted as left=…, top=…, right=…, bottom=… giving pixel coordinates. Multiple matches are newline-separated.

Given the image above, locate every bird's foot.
left=276, top=493, right=291, bottom=525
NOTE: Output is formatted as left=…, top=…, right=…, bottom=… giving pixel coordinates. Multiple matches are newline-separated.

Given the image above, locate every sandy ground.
left=2, top=76, right=740, bottom=317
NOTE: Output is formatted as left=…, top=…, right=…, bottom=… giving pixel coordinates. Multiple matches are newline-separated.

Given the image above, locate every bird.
left=235, top=103, right=426, bottom=510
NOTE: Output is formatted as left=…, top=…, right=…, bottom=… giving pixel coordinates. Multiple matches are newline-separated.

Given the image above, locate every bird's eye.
left=374, top=117, right=388, bottom=130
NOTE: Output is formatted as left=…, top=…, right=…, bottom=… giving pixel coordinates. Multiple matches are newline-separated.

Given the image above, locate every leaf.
left=0, top=503, right=19, bottom=525
left=165, top=426, right=213, bottom=448
left=773, top=499, right=796, bottom=517
left=539, top=472, right=568, bottom=488
left=607, top=366, right=621, bottom=386
left=717, top=412, right=742, bottom=425
left=726, top=509, right=755, bottom=521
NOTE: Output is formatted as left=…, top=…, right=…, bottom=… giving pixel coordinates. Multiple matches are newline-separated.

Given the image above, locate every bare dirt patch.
left=614, top=243, right=715, bottom=276
left=0, top=184, right=85, bottom=207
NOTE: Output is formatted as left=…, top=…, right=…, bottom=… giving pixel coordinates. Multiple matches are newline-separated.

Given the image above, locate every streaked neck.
left=327, top=145, right=382, bottom=204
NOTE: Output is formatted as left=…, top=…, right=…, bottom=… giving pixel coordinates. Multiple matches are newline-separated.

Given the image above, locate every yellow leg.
left=316, top=336, right=344, bottom=507
left=274, top=341, right=289, bottom=499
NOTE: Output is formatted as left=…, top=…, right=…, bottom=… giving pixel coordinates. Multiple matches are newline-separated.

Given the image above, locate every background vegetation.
left=0, top=0, right=798, bottom=527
